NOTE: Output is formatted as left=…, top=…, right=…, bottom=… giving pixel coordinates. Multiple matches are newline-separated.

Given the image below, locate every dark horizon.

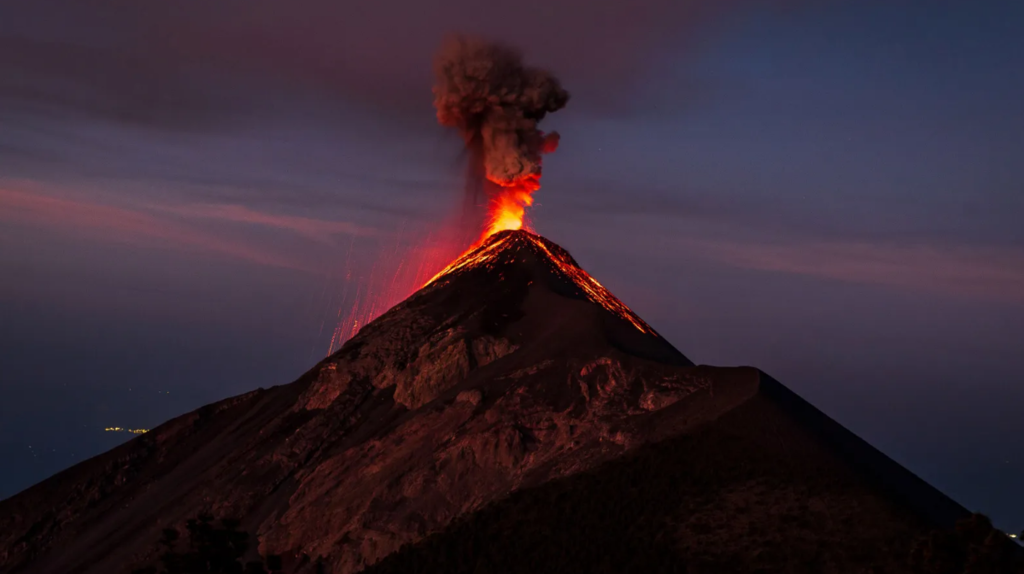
left=1, top=0, right=1022, bottom=534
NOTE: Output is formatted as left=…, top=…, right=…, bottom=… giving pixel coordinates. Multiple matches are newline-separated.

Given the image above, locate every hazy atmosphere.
left=1, top=0, right=1022, bottom=534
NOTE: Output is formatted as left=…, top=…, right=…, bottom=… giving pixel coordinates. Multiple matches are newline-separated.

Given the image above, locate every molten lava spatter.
left=324, top=228, right=466, bottom=355
left=483, top=175, right=538, bottom=238
left=427, top=229, right=655, bottom=335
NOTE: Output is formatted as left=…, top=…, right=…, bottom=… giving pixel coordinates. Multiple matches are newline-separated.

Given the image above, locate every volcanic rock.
left=0, top=230, right=969, bottom=574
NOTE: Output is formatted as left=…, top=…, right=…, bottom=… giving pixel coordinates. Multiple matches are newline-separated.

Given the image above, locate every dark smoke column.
left=433, top=35, right=570, bottom=239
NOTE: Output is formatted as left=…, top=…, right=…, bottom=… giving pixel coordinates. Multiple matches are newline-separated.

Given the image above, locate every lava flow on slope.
left=426, top=229, right=654, bottom=335
left=0, top=227, right=974, bottom=574
left=326, top=37, right=569, bottom=353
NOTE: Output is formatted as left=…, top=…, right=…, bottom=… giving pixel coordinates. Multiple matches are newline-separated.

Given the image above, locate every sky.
left=1, top=0, right=1022, bottom=532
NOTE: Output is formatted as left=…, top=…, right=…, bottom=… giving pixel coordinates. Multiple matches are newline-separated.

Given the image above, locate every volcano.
left=0, top=230, right=970, bottom=573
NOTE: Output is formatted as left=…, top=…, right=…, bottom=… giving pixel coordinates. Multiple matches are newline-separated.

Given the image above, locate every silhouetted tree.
left=132, top=514, right=282, bottom=574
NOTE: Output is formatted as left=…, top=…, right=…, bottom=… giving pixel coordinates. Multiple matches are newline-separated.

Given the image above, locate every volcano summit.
left=0, top=231, right=972, bottom=573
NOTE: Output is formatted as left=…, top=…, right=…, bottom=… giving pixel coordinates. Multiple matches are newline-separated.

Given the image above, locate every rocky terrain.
left=0, top=230, right=969, bottom=573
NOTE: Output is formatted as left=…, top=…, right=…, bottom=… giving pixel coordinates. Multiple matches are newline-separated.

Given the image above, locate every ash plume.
left=433, top=35, right=569, bottom=199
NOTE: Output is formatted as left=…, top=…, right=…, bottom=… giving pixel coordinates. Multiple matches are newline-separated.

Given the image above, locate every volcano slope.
left=0, top=230, right=968, bottom=574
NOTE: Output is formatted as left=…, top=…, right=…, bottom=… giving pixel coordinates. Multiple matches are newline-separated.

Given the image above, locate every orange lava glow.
left=322, top=227, right=465, bottom=355
left=483, top=174, right=539, bottom=238
left=426, top=230, right=655, bottom=335
left=327, top=173, right=633, bottom=354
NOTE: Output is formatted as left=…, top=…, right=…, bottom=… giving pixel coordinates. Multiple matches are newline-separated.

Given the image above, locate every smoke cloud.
left=433, top=35, right=570, bottom=190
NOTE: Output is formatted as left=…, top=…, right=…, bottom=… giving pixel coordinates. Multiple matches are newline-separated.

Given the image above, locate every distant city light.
left=104, top=427, right=148, bottom=435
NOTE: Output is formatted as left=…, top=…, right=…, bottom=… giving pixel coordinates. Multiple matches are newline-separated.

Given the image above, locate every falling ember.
left=319, top=224, right=467, bottom=355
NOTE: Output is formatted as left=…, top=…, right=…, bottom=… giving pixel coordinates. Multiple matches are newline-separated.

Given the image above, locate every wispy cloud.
left=148, top=202, right=376, bottom=244
left=0, top=1, right=742, bottom=126
left=686, top=237, right=1024, bottom=304
left=0, top=185, right=372, bottom=271
left=560, top=196, right=1024, bottom=305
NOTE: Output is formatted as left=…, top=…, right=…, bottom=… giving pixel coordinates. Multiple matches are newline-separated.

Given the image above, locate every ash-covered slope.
left=0, top=230, right=967, bottom=574
left=365, top=374, right=973, bottom=574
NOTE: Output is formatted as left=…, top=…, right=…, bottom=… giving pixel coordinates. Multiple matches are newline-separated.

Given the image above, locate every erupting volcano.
left=0, top=227, right=972, bottom=574
left=0, top=34, right=983, bottom=574
left=433, top=35, right=569, bottom=241
left=326, top=37, right=571, bottom=353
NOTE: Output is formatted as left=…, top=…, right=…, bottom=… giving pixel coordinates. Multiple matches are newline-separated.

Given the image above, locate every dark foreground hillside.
left=3, top=230, right=1003, bottom=574
left=365, top=390, right=949, bottom=574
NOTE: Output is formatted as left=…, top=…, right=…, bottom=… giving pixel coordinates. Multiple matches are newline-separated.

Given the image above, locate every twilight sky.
left=1, top=0, right=1022, bottom=530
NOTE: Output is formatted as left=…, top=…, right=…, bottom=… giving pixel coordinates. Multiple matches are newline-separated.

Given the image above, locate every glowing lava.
left=323, top=227, right=466, bottom=355
left=483, top=175, right=539, bottom=238
left=426, top=229, right=655, bottom=335
left=327, top=227, right=652, bottom=357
